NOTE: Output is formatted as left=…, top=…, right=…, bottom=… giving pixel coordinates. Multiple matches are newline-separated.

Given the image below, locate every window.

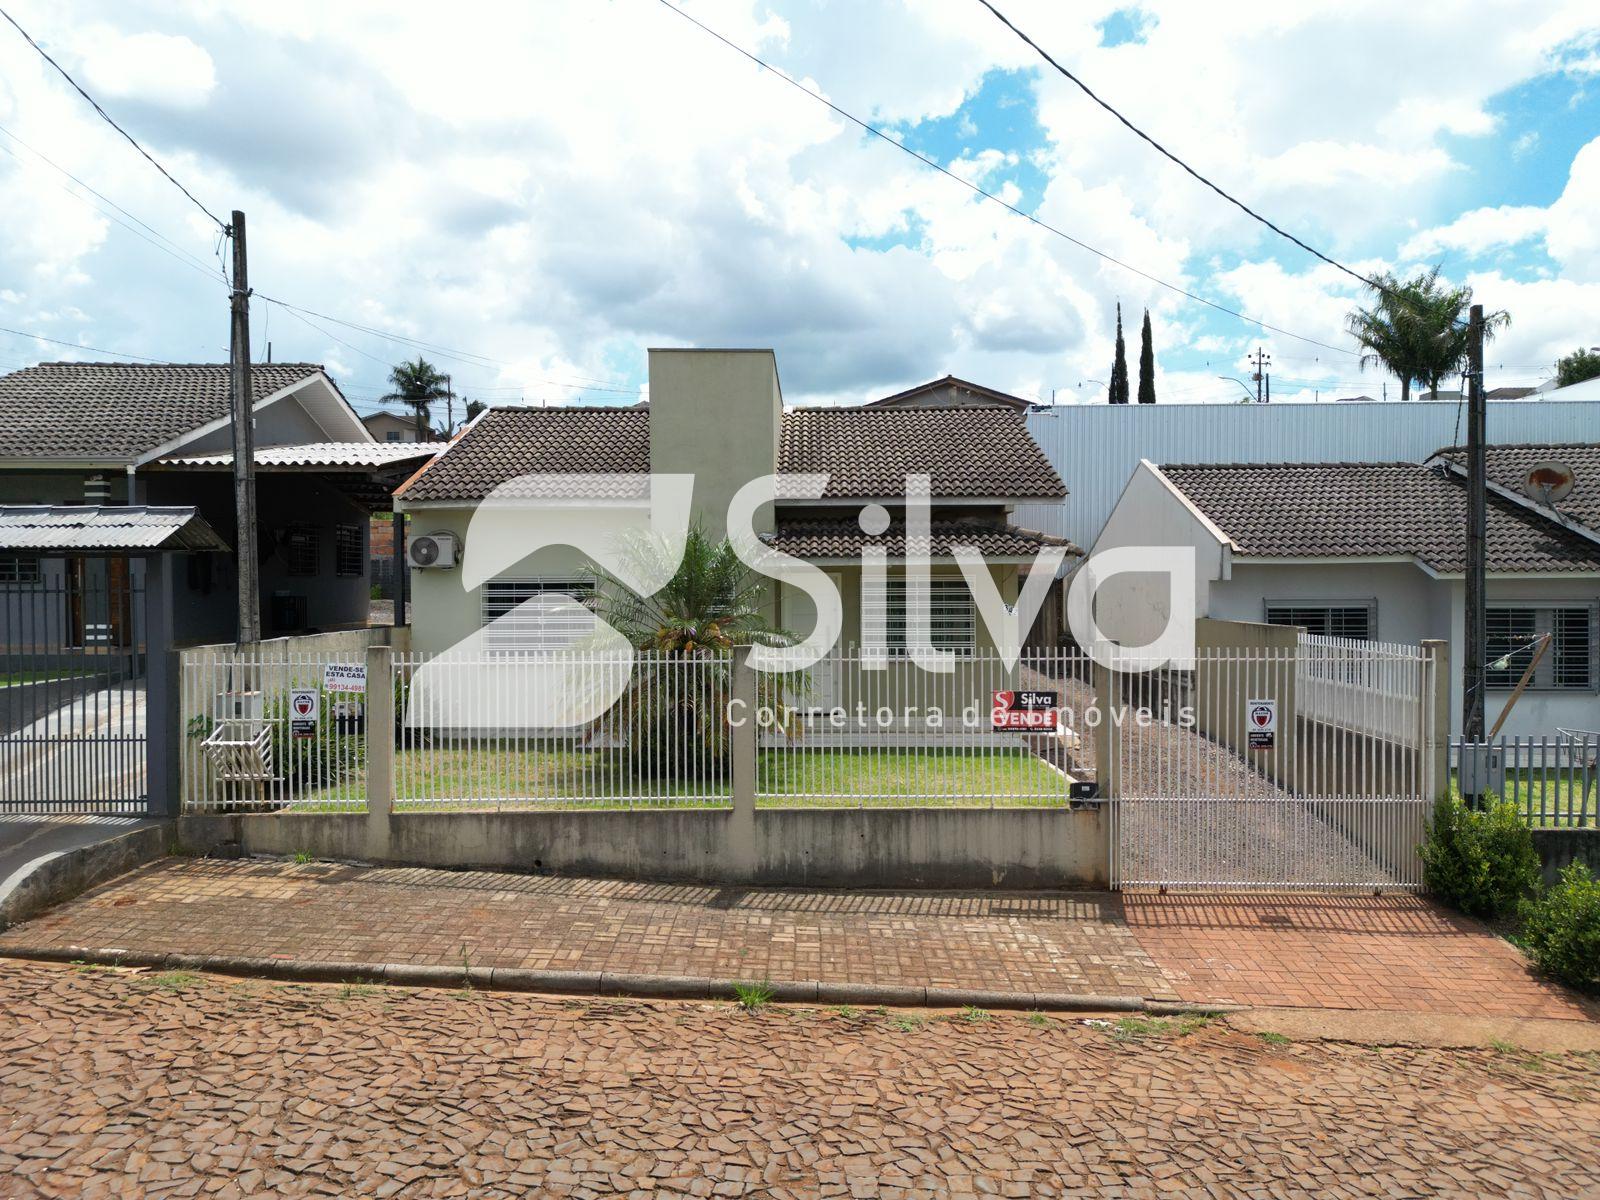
left=862, top=575, right=976, bottom=655
left=335, top=525, right=364, bottom=577
left=283, top=526, right=320, bottom=576
left=1488, top=604, right=1596, bottom=691
left=385, top=431, right=400, bottom=442
left=0, top=555, right=40, bottom=585
left=1264, top=602, right=1373, bottom=640
left=481, top=578, right=596, bottom=651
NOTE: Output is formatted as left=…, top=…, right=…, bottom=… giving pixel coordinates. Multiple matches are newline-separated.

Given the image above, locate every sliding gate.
left=0, top=564, right=148, bottom=815
left=1106, top=637, right=1438, bottom=891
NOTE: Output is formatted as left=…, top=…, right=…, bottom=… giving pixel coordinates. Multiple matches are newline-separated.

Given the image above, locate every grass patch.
left=1450, top=774, right=1597, bottom=828
left=1110, top=1014, right=1215, bottom=1042
left=294, top=746, right=1073, bottom=810
left=291, top=850, right=314, bottom=864
left=137, top=971, right=200, bottom=992
left=887, top=1013, right=925, bottom=1032
left=1025, top=1011, right=1052, bottom=1029
left=1257, top=1030, right=1292, bottom=1047
left=956, top=1005, right=992, bottom=1024
left=829, top=1005, right=859, bottom=1020
left=733, top=980, right=775, bottom=1011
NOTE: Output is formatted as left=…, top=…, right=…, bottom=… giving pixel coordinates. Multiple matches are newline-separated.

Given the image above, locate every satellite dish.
left=1522, top=460, right=1575, bottom=505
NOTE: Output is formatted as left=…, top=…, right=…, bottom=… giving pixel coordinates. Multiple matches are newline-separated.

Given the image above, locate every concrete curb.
left=2, top=945, right=1235, bottom=1016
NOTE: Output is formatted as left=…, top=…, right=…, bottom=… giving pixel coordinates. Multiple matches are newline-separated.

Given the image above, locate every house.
left=394, top=349, right=1072, bottom=667
left=0, top=362, right=437, bottom=644
left=362, top=411, right=428, bottom=442
left=1087, top=446, right=1600, bottom=739
left=865, top=375, right=1033, bottom=412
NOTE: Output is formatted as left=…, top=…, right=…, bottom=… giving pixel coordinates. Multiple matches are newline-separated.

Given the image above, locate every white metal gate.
left=1106, top=637, right=1439, bottom=891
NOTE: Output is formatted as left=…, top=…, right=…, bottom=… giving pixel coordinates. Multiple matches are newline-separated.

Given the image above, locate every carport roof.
left=0, top=506, right=229, bottom=553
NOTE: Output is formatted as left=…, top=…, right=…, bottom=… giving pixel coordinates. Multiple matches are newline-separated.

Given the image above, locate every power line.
left=0, top=325, right=172, bottom=362
left=973, top=0, right=1382, bottom=296
left=0, top=6, right=226, bottom=229
left=652, top=0, right=1356, bottom=357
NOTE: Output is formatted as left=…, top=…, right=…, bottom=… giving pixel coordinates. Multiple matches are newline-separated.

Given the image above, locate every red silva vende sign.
left=991, top=689, right=1058, bottom=731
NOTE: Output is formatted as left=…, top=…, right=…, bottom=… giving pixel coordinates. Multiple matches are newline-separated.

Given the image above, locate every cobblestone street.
left=1, top=960, right=1596, bottom=1199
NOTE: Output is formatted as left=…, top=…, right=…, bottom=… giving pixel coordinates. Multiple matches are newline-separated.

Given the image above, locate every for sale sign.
left=322, top=663, right=367, bottom=694
left=289, top=689, right=319, bottom=740
left=992, top=689, right=1058, bottom=731
left=1246, top=698, right=1277, bottom=750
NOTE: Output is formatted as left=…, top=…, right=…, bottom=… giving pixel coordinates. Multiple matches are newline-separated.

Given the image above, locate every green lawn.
left=1451, top=770, right=1598, bottom=827
left=289, top=745, right=1071, bottom=811
left=0, top=668, right=98, bottom=687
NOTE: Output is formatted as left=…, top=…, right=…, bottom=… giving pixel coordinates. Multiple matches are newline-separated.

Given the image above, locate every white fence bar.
left=1453, top=733, right=1599, bottom=827
left=181, top=646, right=369, bottom=813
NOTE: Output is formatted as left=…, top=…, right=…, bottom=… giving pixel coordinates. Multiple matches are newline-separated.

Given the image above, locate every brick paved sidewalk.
left=0, top=858, right=1179, bottom=1001
left=1, top=857, right=1593, bottom=1019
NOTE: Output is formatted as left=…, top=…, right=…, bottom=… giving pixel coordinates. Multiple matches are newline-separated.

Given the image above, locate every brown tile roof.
left=402, top=404, right=1066, bottom=503
left=0, top=362, right=326, bottom=460
left=765, top=518, right=1079, bottom=560
left=864, top=375, right=1032, bottom=411
left=1433, top=443, right=1600, bottom=536
left=780, top=406, right=1063, bottom=499
left=1159, top=461, right=1600, bottom=574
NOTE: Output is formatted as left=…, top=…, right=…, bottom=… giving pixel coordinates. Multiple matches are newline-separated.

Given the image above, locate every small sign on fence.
left=1247, top=698, right=1277, bottom=749
left=322, top=663, right=367, bottom=694
left=289, top=689, right=319, bottom=739
left=992, top=689, right=1058, bottom=731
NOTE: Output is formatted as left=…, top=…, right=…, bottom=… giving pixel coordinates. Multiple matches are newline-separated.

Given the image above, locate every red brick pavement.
left=1123, top=892, right=1595, bottom=1020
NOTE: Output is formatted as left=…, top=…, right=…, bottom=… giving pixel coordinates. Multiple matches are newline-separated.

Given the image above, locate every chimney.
left=647, top=348, right=783, bottom=538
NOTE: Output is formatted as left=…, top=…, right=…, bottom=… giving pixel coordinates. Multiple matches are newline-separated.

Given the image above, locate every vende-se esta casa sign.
left=991, top=689, right=1058, bottom=731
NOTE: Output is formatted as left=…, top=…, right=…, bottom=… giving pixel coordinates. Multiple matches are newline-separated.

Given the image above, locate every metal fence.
left=0, top=575, right=147, bottom=815
left=1453, top=733, right=1598, bottom=827
left=1107, top=643, right=1437, bottom=891
left=181, top=647, right=368, bottom=813
left=392, top=650, right=734, bottom=809
left=752, top=647, right=1084, bottom=806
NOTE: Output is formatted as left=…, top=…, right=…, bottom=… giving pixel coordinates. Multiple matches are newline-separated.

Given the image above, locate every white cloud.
left=76, top=29, right=216, bottom=109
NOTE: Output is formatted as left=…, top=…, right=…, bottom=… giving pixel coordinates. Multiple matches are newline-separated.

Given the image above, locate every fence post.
left=1093, top=645, right=1119, bottom=800
left=728, top=645, right=757, bottom=879
left=366, top=643, right=395, bottom=857
left=1422, top=639, right=1450, bottom=801
left=143, top=554, right=180, bottom=819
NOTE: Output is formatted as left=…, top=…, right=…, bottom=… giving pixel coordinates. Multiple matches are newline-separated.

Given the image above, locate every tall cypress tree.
left=1109, top=302, right=1130, bottom=404
left=1137, top=309, right=1156, bottom=404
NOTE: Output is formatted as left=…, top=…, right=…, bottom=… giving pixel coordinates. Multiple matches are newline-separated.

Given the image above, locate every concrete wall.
left=178, top=805, right=1109, bottom=889
left=1531, top=827, right=1600, bottom=888
left=648, top=349, right=781, bottom=538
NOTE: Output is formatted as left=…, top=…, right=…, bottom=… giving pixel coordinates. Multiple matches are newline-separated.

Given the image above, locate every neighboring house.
left=363, top=411, right=428, bottom=442
left=1019, top=393, right=1600, bottom=553
left=1088, top=446, right=1600, bottom=739
left=394, top=349, right=1072, bottom=667
left=865, top=375, right=1032, bottom=412
left=0, top=362, right=436, bottom=644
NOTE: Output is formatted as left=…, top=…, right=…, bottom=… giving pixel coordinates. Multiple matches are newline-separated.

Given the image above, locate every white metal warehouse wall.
left=1019, top=398, right=1600, bottom=551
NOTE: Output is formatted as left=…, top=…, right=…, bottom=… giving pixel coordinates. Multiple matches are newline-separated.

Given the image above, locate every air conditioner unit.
left=408, top=531, right=458, bottom=570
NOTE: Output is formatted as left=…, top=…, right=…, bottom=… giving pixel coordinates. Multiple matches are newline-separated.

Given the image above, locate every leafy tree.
left=464, top=398, right=488, bottom=422
left=1346, top=266, right=1509, bottom=402
left=381, top=357, right=449, bottom=439
left=1137, top=309, right=1156, bottom=404
left=1108, top=303, right=1130, bottom=404
left=591, top=527, right=800, bottom=780
left=1555, top=347, right=1600, bottom=389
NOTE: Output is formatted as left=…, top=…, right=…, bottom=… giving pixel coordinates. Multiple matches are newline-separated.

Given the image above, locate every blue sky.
left=0, top=0, right=1597, bottom=421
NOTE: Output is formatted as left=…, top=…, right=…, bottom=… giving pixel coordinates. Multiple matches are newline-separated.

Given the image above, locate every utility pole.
left=1463, top=302, right=1487, bottom=743
left=1248, top=347, right=1271, bottom=403
left=444, top=374, right=455, bottom=438
left=228, top=210, right=260, bottom=644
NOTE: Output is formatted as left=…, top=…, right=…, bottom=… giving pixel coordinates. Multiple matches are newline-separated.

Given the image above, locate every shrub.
left=1419, top=795, right=1540, bottom=919
left=1520, top=863, right=1600, bottom=988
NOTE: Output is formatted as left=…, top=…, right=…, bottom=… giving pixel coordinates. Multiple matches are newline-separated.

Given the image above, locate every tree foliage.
left=1108, top=303, right=1130, bottom=405
left=1346, top=267, right=1509, bottom=402
left=1137, top=309, right=1156, bottom=404
left=1555, top=347, right=1600, bottom=389
left=382, top=357, right=449, bottom=439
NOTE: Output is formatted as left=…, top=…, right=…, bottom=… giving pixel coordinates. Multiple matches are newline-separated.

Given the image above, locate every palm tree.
left=1347, top=267, right=1509, bottom=401
left=381, top=357, right=449, bottom=439
left=590, top=527, right=800, bottom=780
